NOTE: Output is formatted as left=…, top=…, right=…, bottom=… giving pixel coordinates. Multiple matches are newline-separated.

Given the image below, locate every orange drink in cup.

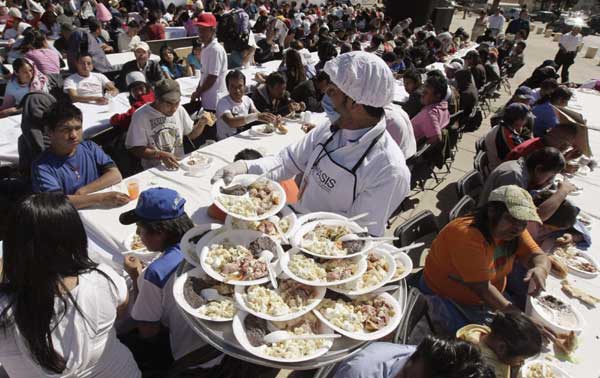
left=127, top=180, right=140, bottom=200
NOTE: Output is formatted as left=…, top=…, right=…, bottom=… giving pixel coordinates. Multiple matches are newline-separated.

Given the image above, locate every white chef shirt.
left=125, top=103, right=194, bottom=169
left=63, top=72, right=111, bottom=97
left=559, top=32, right=582, bottom=52
left=384, top=104, right=417, bottom=159
left=0, top=264, right=141, bottom=378
left=246, top=118, right=410, bottom=236
left=488, top=14, right=505, bottom=30
left=215, top=94, right=258, bottom=140
left=199, top=38, right=228, bottom=110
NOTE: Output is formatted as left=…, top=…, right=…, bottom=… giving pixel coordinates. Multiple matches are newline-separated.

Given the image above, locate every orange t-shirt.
left=207, top=179, right=299, bottom=222
left=424, top=216, right=541, bottom=305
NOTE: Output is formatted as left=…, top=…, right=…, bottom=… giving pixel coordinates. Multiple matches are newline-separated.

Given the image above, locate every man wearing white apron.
left=212, top=52, right=411, bottom=236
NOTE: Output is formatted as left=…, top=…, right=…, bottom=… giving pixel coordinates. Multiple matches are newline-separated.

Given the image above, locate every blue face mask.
left=322, top=94, right=340, bottom=123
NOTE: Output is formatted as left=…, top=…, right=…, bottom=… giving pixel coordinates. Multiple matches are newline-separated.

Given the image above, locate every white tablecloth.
left=106, top=52, right=160, bottom=71
left=80, top=112, right=330, bottom=269
left=532, top=113, right=600, bottom=378
left=570, top=89, right=600, bottom=130
left=165, top=26, right=187, bottom=39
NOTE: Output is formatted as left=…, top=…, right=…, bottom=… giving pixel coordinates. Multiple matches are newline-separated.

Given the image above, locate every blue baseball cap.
left=119, top=187, right=186, bottom=225
left=514, top=86, right=533, bottom=101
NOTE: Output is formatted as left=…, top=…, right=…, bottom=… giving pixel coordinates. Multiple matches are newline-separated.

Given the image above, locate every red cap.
left=194, top=13, right=217, bottom=28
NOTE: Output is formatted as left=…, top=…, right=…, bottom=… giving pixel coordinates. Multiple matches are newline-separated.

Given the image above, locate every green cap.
left=488, top=185, right=542, bottom=224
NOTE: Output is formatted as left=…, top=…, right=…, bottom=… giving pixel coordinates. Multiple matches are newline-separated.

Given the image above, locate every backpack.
left=217, top=9, right=251, bottom=52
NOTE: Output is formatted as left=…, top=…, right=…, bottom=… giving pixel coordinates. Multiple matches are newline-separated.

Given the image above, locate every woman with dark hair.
left=455, top=68, right=478, bottom=117
left=484, top=102, right=531, bottom=171
left=457, top=311, right=543, bottom=377
left=24, top=29, right=62, bottom=75
left=159, top=45, right=186, bottom=79
left=420, top=185, right=550, bottom=333
left=465, top=50, right=487, bottom=90
left=410, top=74, right=450, bottom=145
left=0, top=193, right=141, bottom=377
left=283, top=48, right=307, bottom=93
left=0, top=58, right=49, bottom=118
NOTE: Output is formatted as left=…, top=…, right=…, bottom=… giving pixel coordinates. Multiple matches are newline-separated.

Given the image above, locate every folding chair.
left=456, top=170, right=484, bottom=201
left=393, top=210, right=439, bottom=269
left=475, top=136, right=486, bottom=153
left=449, top=195, right=476, bottom=221
left=446, top=110, right=464, bottom=163
left=407, top=143, right=436, bottom=191
left=501, top=62, right=525, bottom=94
left=473, top=150, right=490, bottom=179
left=478, top=80, right=502, bottom=118
left=393, top=286, right=436, bottom=344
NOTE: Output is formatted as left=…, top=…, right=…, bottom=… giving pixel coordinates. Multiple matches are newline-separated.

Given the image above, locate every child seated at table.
left=187, top=39, right=202, bottom=76
left=457, top=311, right=543, bottom=378
left=207, top=148, right=299, bottom=221
left=120, top=187, right=224, bottom=372
left=31, top=101, right=131, bottom=209
left=110, top=72, right=155, bottom=130
left=63, top=52, right=119, bottom=104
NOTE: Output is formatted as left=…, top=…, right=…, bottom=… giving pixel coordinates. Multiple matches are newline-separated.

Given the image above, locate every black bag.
left=217, top=9, right=250, bottom=52
left=463, top=107, right=483, bottom=132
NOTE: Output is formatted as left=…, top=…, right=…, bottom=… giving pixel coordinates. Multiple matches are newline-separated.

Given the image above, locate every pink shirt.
left=410, top=100, right=450, bottom=142
left=25, top=48, right=62, bottom=75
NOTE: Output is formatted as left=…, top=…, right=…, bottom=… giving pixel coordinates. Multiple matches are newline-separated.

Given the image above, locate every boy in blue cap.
left=120, top=187, right=223, bottom=371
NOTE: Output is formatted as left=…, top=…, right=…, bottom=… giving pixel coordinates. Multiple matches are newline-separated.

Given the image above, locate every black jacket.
left=251, top=84, right=292, bottom=116
left=291, top=79, right=322, bottom=112
left=116, top=59, right=163, bottom=91
left=402, top=87, right=424, bottom=119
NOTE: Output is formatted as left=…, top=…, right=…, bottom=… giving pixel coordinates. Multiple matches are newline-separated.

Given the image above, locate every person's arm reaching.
left=74, top=166, right=122, bottom=196
left=191, top=74, right=217, bottom=102
left=537, top=180, right=576, bottom=221
left=220, top=111, right=276, bottom=129
left=67, top=191, right=131, bottom=209
left=462, top=280, right=520, bottom=312
left=128, top=146, right=179, bottom=169
left=104, top=81, right=119, bottom=96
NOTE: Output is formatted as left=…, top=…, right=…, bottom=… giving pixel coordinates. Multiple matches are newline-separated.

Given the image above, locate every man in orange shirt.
left=420, top=185, right=550, bottom=333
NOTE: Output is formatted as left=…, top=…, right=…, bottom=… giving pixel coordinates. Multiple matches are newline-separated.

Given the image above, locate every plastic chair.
left=456, top=170, right=484, bottom=201
left=393, top=210, right=439, bottom=269
left=449, top=195, right=476, bottom=221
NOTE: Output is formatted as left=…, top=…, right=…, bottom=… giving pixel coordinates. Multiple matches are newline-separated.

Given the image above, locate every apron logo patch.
left=313, top=165, right=336, bottom=192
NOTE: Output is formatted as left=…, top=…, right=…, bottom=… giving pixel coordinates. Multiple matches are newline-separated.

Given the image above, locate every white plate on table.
left=173, top=267, right=236, bottom=322
left=225, top=206, right=297, bottom=243
left=234, top=280, right=326, bottom=322
left=328, top=248, right=396, bottom=297
left=180, top=153, right=213, bottom=176
left=519, top=360, right=573, bottom=378
left=232, top=311, right=334, bottom=363
left=122, top=232, right=161, bottom=264
left=280, top=247, right=368, bottom=287
left=250, top=124, right=277, bottom=136
left=211, top=174, right=286, bottom=222
left=527, top=291, right=585, bottom=335
left=313, top=292, right=403, bottom=341
left=181, top=224, right=223, bottom=267
left=565, top=250, right=599, bottom=278
left=199, top=229, right=283, bottom=286
left=292, top=219, right=373, bottom=260
left=379, top=244, right=414, bottom=283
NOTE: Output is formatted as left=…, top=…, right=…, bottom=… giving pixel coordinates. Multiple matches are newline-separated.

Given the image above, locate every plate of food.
left=173, top=267, right=237, bottom=322
left=577, top=213, right=593, bottom=231
left=199, top=230, right=283, bottom=286
left=122, top=232, right=161, bottom=264
left=294, top=212, right=354, bottom=233
left=181, top=224, right=223, bottom=267
left=377, top=244, right=413, bottom=283
left=180, top=152, right=213, bottom=176
left=233, top=312, right=334, bottom=363
left=313, top=292, right=402, bottom=341
left=280, top=248, right=368, bottom=287
left=292, top=219, right=373, bottom=259
left=225, top=206, right=297, bottom=243
left=250, top=124, right=277, bottom=136
left=528, top=292, right=585, bottom=334
left=552, top=246, right=599, bottom=278
left=329, top=249, right=396, bottom=296
left=520, top=360, right=573, bottom=378
left=234, top=279, right=326, bottom=321
left=211, top=175, right=286, bottom=222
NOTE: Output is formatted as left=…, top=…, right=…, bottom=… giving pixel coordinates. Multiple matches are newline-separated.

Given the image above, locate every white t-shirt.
left=117, top=32, right=141, bottom=52
left=559, top=32, right=582, bottom=52
left=384, top=104, right=417, bottom=159
left=125, top=103, right=194, bottom=169
left=63, top=72, right=111, bottom=97
left=199, top=38, right=228, bottom=110
left=0, top=264, right=141, bottom=378
left=488, top=14, right=505, bottom=30
left=216, top=94, right=257, bottom=140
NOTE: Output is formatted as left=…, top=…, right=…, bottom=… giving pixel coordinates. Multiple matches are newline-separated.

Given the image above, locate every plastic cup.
left=127, top=180, right=140, bottom=200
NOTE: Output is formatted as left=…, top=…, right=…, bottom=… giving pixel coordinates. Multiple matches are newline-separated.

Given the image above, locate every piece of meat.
left=220, top=184, right=248, bottom=196
left=183, top=277, right=210, bottom=308
left=244, top=315, right=269, bottom=346
left=248, top=236, right=277, bottom=256
left=256, top=220, right=277, bottom=235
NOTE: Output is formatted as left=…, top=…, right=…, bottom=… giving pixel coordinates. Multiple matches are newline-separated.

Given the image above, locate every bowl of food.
left=211, top=175, right=286, bottom=222
left=527, top=292, right=585, bottom=334
left=234, top=279, right=326, bottom=321
left=173, top=267, right=237, bottom=322
left=552, top=246, right=599, bottom=278
left=225, top=206, right=297, bottom=243
left=292, top=219, right=373, bottom=259
left=233, top=312, right=334, bottom=363
left=520, top=360, right=573, bottom=378
left=250, top=124, right=276, bottom=136
left=377, top=244, right=413, bottom=283
left=199, top=230, right=283, bottom=286
left=280, top=248, right=368, bottom=287
left=328, top=249, right=395, bottom=296
left=313, top=292, right=402, bottom=341
left=180, top=224, right=223, bottom=267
